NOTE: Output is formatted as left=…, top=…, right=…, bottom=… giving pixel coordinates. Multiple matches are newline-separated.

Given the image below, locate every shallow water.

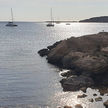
left=0, top=22, right=108, bottom=108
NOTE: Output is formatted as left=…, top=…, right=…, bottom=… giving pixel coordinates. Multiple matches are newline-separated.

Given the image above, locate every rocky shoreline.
left=38, top=32, right=108, bottom=92
left=38, top=32, right=108, bottom=107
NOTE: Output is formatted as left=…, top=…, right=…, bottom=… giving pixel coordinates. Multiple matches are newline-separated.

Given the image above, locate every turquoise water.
left=0, top=22, right=108, bottom=108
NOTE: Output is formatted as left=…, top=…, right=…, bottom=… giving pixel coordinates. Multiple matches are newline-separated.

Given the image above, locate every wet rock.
left=64, top=106, right=72, bottom=108
left=47, top=41, right=70, bottom=66
left=47, top=41, right=62, bottom=50
left=77, top=94, right=87, bottom=98
left=38, top=49, right=49, bottom=57
left=75, top=104, right=83, bottom=108
left=88, top=98, right=94, bottom=102
left=99, top=88, right=108, bottom=95
left=80, top=87, right=87, bottom=93
left=101, top=47, right=108, bottom=54
left=93, top=93, right=97, bottom=96
left=100, top=93, right=104, bottom=96
left=61, top=70, right=77, bottom=77
left=95, top=97, right=102, bottom=102
left=104, top=100, right=108, bottom=108
left=60, top=75, right=94, bottom=91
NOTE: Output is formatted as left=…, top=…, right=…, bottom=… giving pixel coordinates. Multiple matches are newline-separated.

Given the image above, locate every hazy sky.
left=0, top=0, right=108, bottom=21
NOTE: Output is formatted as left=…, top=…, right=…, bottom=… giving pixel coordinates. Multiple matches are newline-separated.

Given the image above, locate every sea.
left=0, top=22, right=108, bottom=108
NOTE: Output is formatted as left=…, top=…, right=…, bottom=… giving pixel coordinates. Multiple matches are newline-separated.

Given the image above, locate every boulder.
left=104, top=100, right=108, bottom=108
left=64, top=106, right=72, bottom=108
left=101, top=47, right=108, bottom=54
left=80, top=87, right=87, bottom=93
left=88, top=98, right=94, bottom=102
left=60, top=75, right=94, bottom=91
left=77, top=94, right=87, bottom=98
left=61, top=70, right=77, bottom=77
left=95, top=97, right=102, bottom=102
left=93, top=93, right=97, bottom=96
left=99, top=88, right=108, bottom=95
left=75, top=104, right=83, bottom=108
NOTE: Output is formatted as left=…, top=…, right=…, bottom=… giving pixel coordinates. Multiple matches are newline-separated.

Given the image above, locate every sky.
left=0, top=0, right=108, bottom=21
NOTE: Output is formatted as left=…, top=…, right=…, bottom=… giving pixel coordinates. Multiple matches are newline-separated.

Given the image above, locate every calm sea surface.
left=0, top=22, right=108, bottom=108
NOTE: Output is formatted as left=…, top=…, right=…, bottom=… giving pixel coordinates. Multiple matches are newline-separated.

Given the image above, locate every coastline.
left=38, top=32, right=108, bottom=107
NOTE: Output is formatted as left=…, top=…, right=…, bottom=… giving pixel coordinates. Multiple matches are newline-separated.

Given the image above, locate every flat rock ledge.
left=38, top=32, right=108, bottom=92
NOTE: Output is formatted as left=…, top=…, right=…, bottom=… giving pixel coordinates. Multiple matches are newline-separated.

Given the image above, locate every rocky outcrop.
left=38, top=49, right=49, bottom=57
left=38, top=32, right=108, bottom=91
left=38, top=41, right=62, bottom=57
left=47, top=41, right=62, bottom=50
left=60, top=75, right=94, bottom=91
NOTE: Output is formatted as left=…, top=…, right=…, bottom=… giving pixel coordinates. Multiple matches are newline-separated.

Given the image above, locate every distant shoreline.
left=46, top=21, right=108, bottom=23
left=1, top=16, right=108, bottom=23
left=79, top=16, right=108, bottom=23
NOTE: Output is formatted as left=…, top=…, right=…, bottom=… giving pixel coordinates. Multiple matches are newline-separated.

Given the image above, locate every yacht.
left=46, top=8, right=54, bottom=27
left=6, top=8, right=18, bottom=27
left=66, top=23, right=71, bottom=25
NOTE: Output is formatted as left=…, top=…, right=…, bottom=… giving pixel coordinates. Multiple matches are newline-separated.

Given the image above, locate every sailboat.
left=46, top=8, right=54, bottom=27
left=6, top=8, right=18, bottom=27
left=66, top=23, right=71, bottom=25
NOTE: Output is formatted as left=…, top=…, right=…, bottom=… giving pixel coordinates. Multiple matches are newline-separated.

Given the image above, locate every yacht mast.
left=11, top=8, right=14, bottom=22
left=50, top=8, right=53, bottom=23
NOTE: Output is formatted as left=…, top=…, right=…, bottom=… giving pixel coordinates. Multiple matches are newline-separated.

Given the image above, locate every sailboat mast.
left=11, top=8, right=14, bottom=22
left=50, top=8, right=53, bottom=23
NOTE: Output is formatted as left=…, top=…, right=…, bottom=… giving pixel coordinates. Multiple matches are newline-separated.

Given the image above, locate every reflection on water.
left=0, top=22, right=108, bottom=108
left=53, top=88, right=108, bottom=108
